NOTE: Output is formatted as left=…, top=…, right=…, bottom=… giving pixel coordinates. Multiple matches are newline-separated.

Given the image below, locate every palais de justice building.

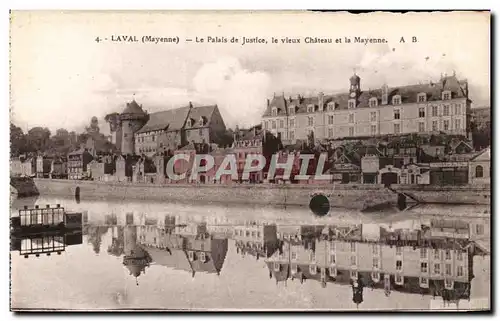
left=261, top=73, right=472, bottom=144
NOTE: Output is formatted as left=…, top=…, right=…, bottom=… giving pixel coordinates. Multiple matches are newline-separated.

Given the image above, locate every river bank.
left=28, top=178, right=491, bottom=211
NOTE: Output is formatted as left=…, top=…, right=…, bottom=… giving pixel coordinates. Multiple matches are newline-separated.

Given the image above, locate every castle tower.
left=119, top=100, right=149, bottom=155
left=349, top=73, right=361, bottom=101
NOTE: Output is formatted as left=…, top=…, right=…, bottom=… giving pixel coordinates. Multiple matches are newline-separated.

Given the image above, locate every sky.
left=10, top=11, right=490, bottom=135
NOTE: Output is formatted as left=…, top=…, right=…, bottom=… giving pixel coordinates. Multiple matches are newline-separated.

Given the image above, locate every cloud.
left=193, top=57, right=271, bottom=128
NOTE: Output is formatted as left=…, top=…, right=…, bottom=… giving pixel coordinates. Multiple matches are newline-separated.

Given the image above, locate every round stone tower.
left=119, top=100, right=148, bottom=155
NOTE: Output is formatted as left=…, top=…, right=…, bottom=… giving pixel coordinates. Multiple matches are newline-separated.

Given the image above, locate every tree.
left=26, top=127, right=51, bottom=152
left=10, top=123, right=26, bottom=156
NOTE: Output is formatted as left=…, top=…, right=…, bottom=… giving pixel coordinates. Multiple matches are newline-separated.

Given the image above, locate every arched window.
left=475, top=165, right=484, bottom=178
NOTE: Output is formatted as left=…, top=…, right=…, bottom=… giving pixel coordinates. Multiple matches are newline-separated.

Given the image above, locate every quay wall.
left=393, top=184, right=491, bottom=205
left=32, top=179, right=396, bottom=211
left=10, top=177, right=40, bottom=198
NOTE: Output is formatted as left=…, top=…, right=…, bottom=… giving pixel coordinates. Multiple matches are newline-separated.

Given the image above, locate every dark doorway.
left=381, top=172, right=398, bottom=186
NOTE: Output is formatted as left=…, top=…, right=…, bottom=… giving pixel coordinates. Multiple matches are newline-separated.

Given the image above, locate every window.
left=199, top=128, right=203, bottom=136
left=328, top=103, right=335, bottom=111
left=444, top=120, right=450, bottom=131
left=289, top=131, right=295, bottom=140
left=200, top=252, right=207, bottom=262
left=264, top=122, right=268, bottom=129
left=279, top=119, right=284, bottom=128
left=349, top=113, right=354, bottom=123
left=291, top=263, right=297, bottom=274
left=396, top=260, right=402, bottom=271
left=434, top=249, right=440, bottom=260
left=418, top=93, right=426, bottom=103
left=432, top=120, right=438, bottom=131
left=246, top=230, right=250, bottom=237
left=371, top=125, right=377, bottom=135
left=420, top=277, right=428, bottom=286
left=330, top=254, right=336, bottom=264
left=445, top=263, right=452, bottom=276
left=328, top=115, right=334, bottom=125
left=443, top=105, right=450, bottom=116
left=350, top=256, right=357, bottom=266
left=251, top=231, right=256, bottom=237
left=289, top=118, right=295, bottom=127
left=372, top=272, right=380, bottom=281
left=395, top=274, right=403, bottom=284
left=309, top=264, right=317, bottom=275
left=373, top=258, right=379, bottom=269
left=369, top=98, right=378, bottom=107
left=394, top=109, right=400, bottom=120
left=372, top=244, right=378, bottom=255
left=370, top=111, right=377, bottom=122
left=443, top=91, right=451, bottom=100
left=188, top=251, right=194, bottom=261
left=274, top=262, right=280, bottom=272
left=307, top=105, right=314, bottom=113
left=457, top=251, right=463, bottom=261
left=272, top=121, right=276, bottom=129
left=257, top=231, right=261, bottom=238
left=419, top=122, right=425, bottom=132
left=308, top=117, right=313, bottom=126
left=350, top=242, right=356, bottom=252
left=348, top=100, right=355, bottom=109
left=455, top=104, right=461, bottom=115
left=419, top=107, right=425, bottom=118
left=310, top=252, right=316, bottom=262
left=420, top=248, right=427, bottom=259
left=329, top=267, right=337, bottom=277
left=394, top=123, right=400, bottom=134
left=289, top=107, right=295, bottom=115
left=350, top=270, right=358, bottom=279
left=434, top=263, right=441, bottom=275
left=432, top=106, right=438, bottom=117
left=392, top=96, right=401, bottom=105
left=272, top=108, right=278, bottom=116
left=349, top=127, right=354, bottom=136
left=476, top=224, right=484, bottom=235
left=475, top=165, right=484, bottom=178
left=457, top=266, right=464, bottom=277
left=291, top=252, right=297, bottom=260
left=396, top=247, right=402, bottom=256
left=421, top=262, right=428, bottom=273
left=328, top=128, right=334, bottom=138
left=445, top=279, right=453, bottom=289
left=445, top=250, right=451, bottom=260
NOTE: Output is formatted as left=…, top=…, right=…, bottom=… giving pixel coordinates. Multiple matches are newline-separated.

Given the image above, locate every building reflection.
left=11, top=229, right=83, bottom=258
left=264, top=219, right=481, bottom=308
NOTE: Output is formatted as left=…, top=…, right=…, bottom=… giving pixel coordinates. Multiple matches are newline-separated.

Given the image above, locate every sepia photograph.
left=8, top=10, right=491, bottom=311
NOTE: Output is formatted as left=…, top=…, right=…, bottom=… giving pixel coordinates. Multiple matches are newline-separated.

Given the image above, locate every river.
left=10, top=195, right=491, bottom=311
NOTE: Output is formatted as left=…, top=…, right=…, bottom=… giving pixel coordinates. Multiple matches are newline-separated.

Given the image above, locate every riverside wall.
left=32, top=179, right=397, bottom=211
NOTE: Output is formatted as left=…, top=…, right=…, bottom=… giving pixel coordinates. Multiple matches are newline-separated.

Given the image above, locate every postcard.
left=9, top=10, right=490, bottom=311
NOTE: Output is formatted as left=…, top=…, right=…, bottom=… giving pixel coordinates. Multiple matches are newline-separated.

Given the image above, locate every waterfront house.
left=49, top=157, right=67, bottom=179
left=184, top=234, right=229, bottom=276
left=428, top=161, right=469, bottom=186
left=67, top=148, right=94, bottom=180
left=10, top=157, right=23, bottom=176
left=232, top=125, right=265, bottom=183
left=21, top=157, right=36, bottom=177
left=36, top=155, right=53, bottom=178
left=468, top=147, right=490, bottom=185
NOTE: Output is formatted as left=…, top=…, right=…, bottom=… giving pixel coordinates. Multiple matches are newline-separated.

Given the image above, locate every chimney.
left=318, top=92, right=324, bottom=111
left=381, top=84, right=389, bottom=105
left=189, top=101, right=193, bottom=109
left=267, top=99, right=270, bottom=107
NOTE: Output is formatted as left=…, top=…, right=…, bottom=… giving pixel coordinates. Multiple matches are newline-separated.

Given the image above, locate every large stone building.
left=106, top=100, right=227, bottom=157
left=262, top=73, right=472, bottom=144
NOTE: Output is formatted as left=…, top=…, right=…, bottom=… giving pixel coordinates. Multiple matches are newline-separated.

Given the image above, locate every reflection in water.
left=10, top=197, right=490, bottom=310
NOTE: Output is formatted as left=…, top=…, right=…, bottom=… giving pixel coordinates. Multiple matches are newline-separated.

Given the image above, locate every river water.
left=10, top=195, right=491, bottom=311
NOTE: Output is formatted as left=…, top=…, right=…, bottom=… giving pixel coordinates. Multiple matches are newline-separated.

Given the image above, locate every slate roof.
left=263, top=75, right=468, bottom=117
left=144, top=247, right=193, bottom=273
left=137, top=106, right=191, bottom=134
left=185, top=105, right=217, bottom=129
left=122, top=100, right=147, bottom=115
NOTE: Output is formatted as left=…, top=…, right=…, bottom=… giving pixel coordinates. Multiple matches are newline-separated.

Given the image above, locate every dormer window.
left=273, top=262, right=280, bottom=272
left=288, top=106, right=295, bottom=115
left=327, top=102, right=335, bottom=111
left=307, top=104, right=314, bottom=113
left=186, top=118, right=194, bottom=127
left=188, top=251, right=195, bottom=261
left=442, top=91, right=451, bottom=100
left=329, top=267, right=337, bottom=277
left=417, top=93, right=427, bottom=103
left=198, top=116, right=206, bottom=127
left=369, top=98, right=378, bottom=107
left=444, top=279, right=454, bottom=290
left=309, top=264, right=317, bottom=275
left=200, top=252, right=207, bottom=262
left=392, top=95, right=402, bottom=105
left=271, top=107, right=278, bottom=116
left=348, top=99, right=356, bottom=109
